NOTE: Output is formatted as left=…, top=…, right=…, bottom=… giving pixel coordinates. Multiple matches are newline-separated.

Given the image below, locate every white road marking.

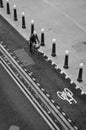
left=57, top=88, right=77, bottom=104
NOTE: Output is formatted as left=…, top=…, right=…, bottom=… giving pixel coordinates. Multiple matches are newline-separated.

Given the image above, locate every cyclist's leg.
left=29, top=42, right=32, bottom=52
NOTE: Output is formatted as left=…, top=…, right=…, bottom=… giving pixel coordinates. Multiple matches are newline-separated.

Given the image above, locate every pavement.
left=0, top=0, right=86, bottom=93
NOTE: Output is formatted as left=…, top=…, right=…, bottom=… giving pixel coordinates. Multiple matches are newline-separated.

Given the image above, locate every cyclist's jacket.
left=30, top=33, right=39, bottom=44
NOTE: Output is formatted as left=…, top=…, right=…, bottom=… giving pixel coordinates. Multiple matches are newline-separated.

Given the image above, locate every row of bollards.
left=51, top=38, right=84, bottom=82
left=0, top=0, right=84, bottom=83
left=63, top=50, right=84, bottom=82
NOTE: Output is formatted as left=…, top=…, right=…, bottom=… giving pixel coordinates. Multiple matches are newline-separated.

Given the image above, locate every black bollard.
left=41, top=28, right=45, bottom=46
left=51, top=39, right=56, bottom=57
left=0, top=0, right=3, bottom=8
left=22, top=12, right=26, bottom=28
left=63, top=50, right=69, bottom=69
left=13, top=5, right=18, bottom=21
left=77, top=63, right=83, bottom=82
left=31, top=20, right=34, bottom=34
left=6, top=0, right=10, bottom=14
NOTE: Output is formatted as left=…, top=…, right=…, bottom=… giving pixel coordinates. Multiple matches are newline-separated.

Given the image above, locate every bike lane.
left=25, top=52, right=86, bottom=130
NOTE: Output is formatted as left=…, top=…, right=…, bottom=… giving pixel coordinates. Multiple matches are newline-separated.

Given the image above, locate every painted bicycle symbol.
left=57, top=88, right=77, bottom=104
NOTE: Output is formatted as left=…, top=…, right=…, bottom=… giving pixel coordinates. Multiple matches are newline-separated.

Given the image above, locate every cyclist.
left=29, top=31, right=40, bottom=53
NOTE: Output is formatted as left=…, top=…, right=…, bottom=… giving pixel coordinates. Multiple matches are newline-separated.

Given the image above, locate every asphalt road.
left=0, top=14, right=86, bottom=130
left=0, top=58, right=52, bottom=130
left=0, top=15, right=51, bottom=130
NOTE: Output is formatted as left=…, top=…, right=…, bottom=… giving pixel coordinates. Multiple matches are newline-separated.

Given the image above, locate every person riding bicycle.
left=29, top=31, right=40, bottom=53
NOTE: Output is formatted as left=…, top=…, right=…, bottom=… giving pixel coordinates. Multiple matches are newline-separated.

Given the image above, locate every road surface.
left=0, top=61, right=51, bottom=130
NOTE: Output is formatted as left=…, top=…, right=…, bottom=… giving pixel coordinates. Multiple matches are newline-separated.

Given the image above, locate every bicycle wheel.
left=64, top=88, right=73, bottom=96
left=57, top=91, right=65, bottom=100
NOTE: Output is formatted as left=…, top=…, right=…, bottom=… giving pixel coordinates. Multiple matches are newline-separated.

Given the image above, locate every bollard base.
left=7, top=10, right=10, bottom=14
left=22, top=25, right=26, bottom=29
left=7, top=11, right=10, bottom=14
left=41, top=43, right=45, bottom=46
left=14, top=18, right=18, bottom=21
left=63, top=65, right=69, bottom=69
left=0, top=5, right=3, bottom=8
left=51, top=53, right=56, bottom=57
left=0, top=1, right=3, bottom=8
left=77, top=78, right=82, bottom=82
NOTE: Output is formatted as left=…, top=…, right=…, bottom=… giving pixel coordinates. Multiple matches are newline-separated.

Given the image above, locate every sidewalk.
left=0, top=0, right=86, bottom=93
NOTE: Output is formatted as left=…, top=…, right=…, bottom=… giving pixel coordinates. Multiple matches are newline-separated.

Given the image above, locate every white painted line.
left=46, top=94, right=50, bottom=97
left=56, top=106, right=60, bottom=109
left=32, top=78, right=36, bottom=81
left=41, top=88, right=45, bottom=91
left=74, top=126, right=78, bottom=130
left=68, top=119, right=72, bottom=123
left=51, top=100, right=55, bottom=103
left=62, top=112, right=66, bottom=116
left=37, top=83, right=40, bottom=86
left=24, top=68, right=27, bottom=72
